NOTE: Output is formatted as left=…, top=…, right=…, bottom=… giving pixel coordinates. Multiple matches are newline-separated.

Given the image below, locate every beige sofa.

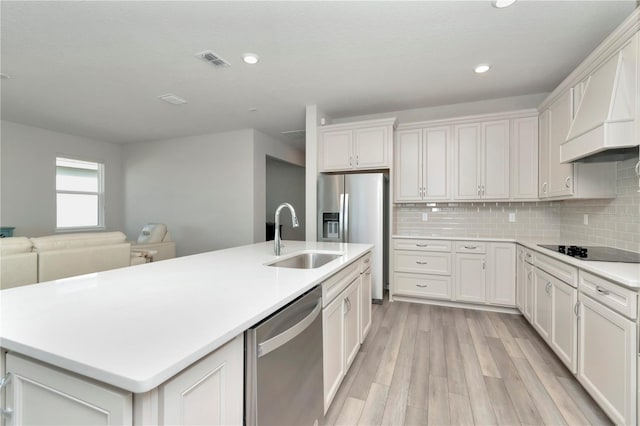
left=31, top=232, right=133, bottom=282
left=0, top=237, right=38, bottom=289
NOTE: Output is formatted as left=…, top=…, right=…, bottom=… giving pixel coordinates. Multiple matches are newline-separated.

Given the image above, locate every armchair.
left=131, top=223, right=176, bottom=262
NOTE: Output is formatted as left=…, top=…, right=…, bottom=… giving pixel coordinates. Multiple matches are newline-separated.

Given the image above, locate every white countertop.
left=392, top=235, right=640, bottom=289
left=0, top=241, right=372, bottom=393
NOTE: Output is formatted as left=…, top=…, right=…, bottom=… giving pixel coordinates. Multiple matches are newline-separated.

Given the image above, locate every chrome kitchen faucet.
left=274, top=203, right=299, bottom=256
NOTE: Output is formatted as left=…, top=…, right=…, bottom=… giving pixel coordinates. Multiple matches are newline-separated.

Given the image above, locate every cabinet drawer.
left=394, top=272, right=452, bottom=300
left=393, top=239, right=452, bottom=252
left=394, top=251, right=452, bottom=275
left=322, top=261, right=360, bottom=308
left=359, top=252, right=372, bottom=273
left=579, top=271, right=637, bottom=320
left=534, top=252, right=578, bottom=287
left=455, top=241, right=487, bottom=253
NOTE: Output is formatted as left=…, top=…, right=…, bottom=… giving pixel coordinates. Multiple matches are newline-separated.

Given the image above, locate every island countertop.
left=0, top=241, right=372, bottom=393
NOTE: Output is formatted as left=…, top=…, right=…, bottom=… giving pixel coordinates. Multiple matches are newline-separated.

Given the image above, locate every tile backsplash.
left=394, top=157, right=640, bottom=251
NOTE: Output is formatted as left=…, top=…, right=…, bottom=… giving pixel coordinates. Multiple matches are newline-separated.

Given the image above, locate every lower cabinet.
left=5, top=352, right=133, bottom=425
left=532, top=266, right=578, bottom=373
left=360, top=266, right=372, bottom=343
left=486, top=243, right=516, bottom=306
left=523, top=260, right=535, bottom=322
left=454, top=253, right=486, bottom=303
left=578, top=292, right=637, bottom=425
left=3, top=335, right=244, bottom=426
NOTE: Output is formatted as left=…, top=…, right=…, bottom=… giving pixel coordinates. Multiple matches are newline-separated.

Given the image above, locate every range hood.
left=560, top=34, right=638, bottom=163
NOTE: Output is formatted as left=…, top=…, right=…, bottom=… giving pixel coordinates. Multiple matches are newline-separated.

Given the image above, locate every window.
left=56, top=157, right=104, bottom=229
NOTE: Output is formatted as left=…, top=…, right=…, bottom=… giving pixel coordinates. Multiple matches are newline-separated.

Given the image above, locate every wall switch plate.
left=508, top=212, right=516, bottom=222
left=422, top=213, right=429, bottom=221
left=583, top=214, right=589, bottom=225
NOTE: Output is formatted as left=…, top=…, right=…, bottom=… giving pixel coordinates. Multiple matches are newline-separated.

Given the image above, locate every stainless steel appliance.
left=317, top=173, right=388, bottom=302
left=538, top=244, right=640, bottom=263
left=245, top=286, right=323, bottom=426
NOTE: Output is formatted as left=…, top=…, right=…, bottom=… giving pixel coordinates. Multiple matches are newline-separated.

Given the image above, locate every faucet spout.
left=274, top=203, right=299, bottom=256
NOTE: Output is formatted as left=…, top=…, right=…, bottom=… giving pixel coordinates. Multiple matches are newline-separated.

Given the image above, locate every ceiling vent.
left=158, top=94, right=187, bottom=105
left=196, top=50, right=231, bottom=68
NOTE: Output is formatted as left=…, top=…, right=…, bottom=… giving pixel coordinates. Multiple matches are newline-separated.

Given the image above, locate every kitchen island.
left=0, top=240, right=372, bottom=424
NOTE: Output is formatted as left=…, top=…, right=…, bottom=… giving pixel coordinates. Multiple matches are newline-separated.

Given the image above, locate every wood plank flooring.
left=325, top=299, right=612, bottom=426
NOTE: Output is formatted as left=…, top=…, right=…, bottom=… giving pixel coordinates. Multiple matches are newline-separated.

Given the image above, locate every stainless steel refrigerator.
left=317, top=173, right=388, bottom=302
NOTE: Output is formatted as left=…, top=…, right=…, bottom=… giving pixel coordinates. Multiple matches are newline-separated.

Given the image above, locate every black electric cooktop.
left=538, top=245, right=640, bottom=263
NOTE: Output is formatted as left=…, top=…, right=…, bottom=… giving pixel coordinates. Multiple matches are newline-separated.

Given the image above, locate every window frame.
left=55, top=156, right=106, bottom=232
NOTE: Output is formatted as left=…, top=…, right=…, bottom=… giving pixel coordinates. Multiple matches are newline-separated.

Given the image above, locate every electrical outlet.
left=583, top=214, right=589, bottom=225
left=508, top=212, right=516, bottom=222
left=422, top=213, right=429, bottom=221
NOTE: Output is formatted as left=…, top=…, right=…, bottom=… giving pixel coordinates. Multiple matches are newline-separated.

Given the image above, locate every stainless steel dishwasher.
left=245, top=285, right=324, bottom=426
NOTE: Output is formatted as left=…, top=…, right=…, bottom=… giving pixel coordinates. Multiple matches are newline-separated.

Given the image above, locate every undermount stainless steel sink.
left=268, top=252, right=343, bottom=269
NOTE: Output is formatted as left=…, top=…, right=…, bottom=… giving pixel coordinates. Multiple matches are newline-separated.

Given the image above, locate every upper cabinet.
left=318, top=118, right=397, bottom=172
left=453, top=120, right=510, bottom=200
left=510, top=116, right=539, bottom=200
left=394, top=126, right=451, bottom=202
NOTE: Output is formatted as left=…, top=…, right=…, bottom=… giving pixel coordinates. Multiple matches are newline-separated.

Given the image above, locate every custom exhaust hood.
left=560, top=34, right=638, bottom=163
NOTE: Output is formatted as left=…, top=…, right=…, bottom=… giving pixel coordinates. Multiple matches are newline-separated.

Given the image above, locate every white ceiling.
left=1, top=1, right=636, bottom=149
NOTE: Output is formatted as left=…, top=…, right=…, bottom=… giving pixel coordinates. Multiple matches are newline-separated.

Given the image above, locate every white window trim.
left=55, top=157, right=106, bottom=232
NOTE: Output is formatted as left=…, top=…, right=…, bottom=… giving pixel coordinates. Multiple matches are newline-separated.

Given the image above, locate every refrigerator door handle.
left=339, top=193, right=345, bottom=242
left=344, top=193, right=350, bottom=243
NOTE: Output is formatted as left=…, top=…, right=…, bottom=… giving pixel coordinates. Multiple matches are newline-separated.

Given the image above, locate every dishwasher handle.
left=258, top=299, right=322, bottom=358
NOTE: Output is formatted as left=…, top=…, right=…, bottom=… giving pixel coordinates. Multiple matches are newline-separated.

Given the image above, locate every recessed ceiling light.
left=474, top=64, right=491, bottom=74
left=158, top=94, right=187, bottom=105
left=242, top=53, right=259, bottom=65
left=493, top=0, right=517, bottom=8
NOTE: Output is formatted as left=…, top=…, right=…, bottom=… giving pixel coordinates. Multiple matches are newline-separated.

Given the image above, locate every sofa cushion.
left=31, top=232, right=127, bottom=252
left=0, top=237, right=33, bottom=255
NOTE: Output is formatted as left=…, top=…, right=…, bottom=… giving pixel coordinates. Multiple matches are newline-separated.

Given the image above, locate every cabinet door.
left=344, top=278, right=361, bottom=370
left=533, top=268, right=552, bottom=341
left=510, top=116, right=539, bottom=199
left=5, top=353, right=132, bottom=426
left=486, top=243, right=516, bottom=306
left=160, top=335, right=243, bottom=426
left=550, top=280, right=578, bottom=373
left=454, top=254, right=486, bottom=303
left=538, top=110, right=550, bottom=198
left=394, top=129, right=423, bottom=201
left=424, top=126, right=451, bottom=200
left=320, top=130, right=353, bottom=171
left=515, top=248, right=525, bottom=312
left=482, top=120, right=510, bottom=199
left=354, top=126, right=389, bottom=169
left=454, top=123, right=481, bottom=199
left=547, top=91, right=574, bottom=197
left=578, top=294, right=637, bottom=426
left=323, top=291, right=345, bottom=412
left=360, top=268, right=372, bottom=343
left=524, top=263, right=534, bottom=322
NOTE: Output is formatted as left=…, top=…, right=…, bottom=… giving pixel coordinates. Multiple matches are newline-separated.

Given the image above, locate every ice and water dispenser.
left=321, top=212, right=340, bottom=240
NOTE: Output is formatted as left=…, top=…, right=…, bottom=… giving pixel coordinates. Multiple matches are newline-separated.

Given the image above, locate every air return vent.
left=196, top=50, right=231, bottom=68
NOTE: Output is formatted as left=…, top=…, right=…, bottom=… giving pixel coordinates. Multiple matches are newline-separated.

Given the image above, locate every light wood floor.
left=325, top=298, right=612, bottom=426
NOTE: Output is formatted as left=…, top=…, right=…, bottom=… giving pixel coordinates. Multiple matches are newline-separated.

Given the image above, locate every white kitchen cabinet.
left=486, top=243, right=516, bottom=307
left=454, top=120, right=509, bottom=200
left=343, top=277, right=361, bottom=370
left=4, top=352, right=133, bottom=425
left=322, top=285, right=346, bottom=412
left=510, top=116, right=539, bottom=200
left=532, top=266, right=578, bottom=373
left=394, top=126, right=450, bottom=202
left=578, top=293, right=637, bottom=426
left=523, top=261, right=534, bottom=322
left=454, top=253, right=486, bottom=304
left=533, top=267, right=553, bottom=341
left=539, top=91, right=617, bottom=200
left=158, top=335, right=243, bottom=426
left=516, top=247, right=525, bottom=312
left=319, top=118, right=396, bottom=172
left=360, top=266, right=372, bottom=343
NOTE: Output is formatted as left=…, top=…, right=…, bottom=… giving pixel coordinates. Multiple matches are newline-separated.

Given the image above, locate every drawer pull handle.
left=415, top=261, right=428, bottom=265
left=574, top=301, right=580, bottom=317
left=416, top=284, right=428, bottom=288
left=464, top=245, right=477, bottom=249
left=545, top=282, right=552, bottom=295
left=596, top=286, right=610, bottom=296
left=416, top=244, right=428, bottom=247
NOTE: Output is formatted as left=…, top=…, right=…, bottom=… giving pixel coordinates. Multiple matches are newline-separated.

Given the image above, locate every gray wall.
left=266, top=156, right=305, bottom=241
left=0, top=121, right=125, bottom=237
